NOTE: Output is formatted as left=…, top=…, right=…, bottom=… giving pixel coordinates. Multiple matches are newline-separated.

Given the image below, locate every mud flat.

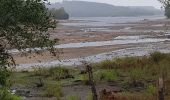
left=11, top=16, right=170, bottom=70
left=16, top=41, right=170, bottom=70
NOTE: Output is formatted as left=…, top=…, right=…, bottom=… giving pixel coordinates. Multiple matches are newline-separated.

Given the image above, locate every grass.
left=66, top=95, right=79, bottom=100
left=9, top=52, right=170, bottom=99
left=94, top=69, right=118, bottom=82
left=146, top=84, right=157, bottom=95
left=0, top=89, right=21, bottom=100
left=44, top=82, right=62, bottom=99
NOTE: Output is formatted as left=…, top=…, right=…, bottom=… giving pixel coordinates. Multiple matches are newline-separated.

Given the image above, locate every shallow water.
left=17, top=42, right=170, bottom=70
left=9, top=36, right=170, bottom=53
left=62, top=16, right=164, bottom=27
left=55, top=38, right=170, bottom=49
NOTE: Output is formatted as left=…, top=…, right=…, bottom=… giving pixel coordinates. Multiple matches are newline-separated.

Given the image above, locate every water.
left=14, top=15, right=170, bottom=69
left=9, top=36, right=170, bottom=53
left=55, top=38, right=169, bottom=49
left=62, top=15, right=165, bottom=27
left=17, top=43, right=170, bottom=70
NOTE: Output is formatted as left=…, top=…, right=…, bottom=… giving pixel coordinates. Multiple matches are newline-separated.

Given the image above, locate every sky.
left=48, top=0, right=162, bottom=9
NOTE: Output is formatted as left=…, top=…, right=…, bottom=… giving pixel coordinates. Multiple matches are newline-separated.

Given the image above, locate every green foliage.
left=0, top=0, right=57, bottom=90
left=0, top=89, right=21, bottom=100
left=85, top=92, right=93, bottom=100
left=48, top=67, right=70, bottom=80
left=114, top=57, right=140, bottom=69
left=94, top=69, right=117, bottom=81
left=129, top=68, right=144, bottom=82
left=32, top=66, right=72, bottom=80
left=0, top=0, right=57, bottom=50
left=158, top=0, right=170, bottom=18
left=0, top=44, right=13, bottom=87
left=44, top=83, right=62, bottom=99
left=0, top=69, right=10, bottom=87
left=49, top=7, right=69, bottom=20
left=165, top=6, right=170, bottom=18
left=94, top=60, right=115, bottom=69
left=146, top=84, right=156, bottom=95
left=66, top=95, right=79, bottom=100
left=150, top=52, right=166, bottom=63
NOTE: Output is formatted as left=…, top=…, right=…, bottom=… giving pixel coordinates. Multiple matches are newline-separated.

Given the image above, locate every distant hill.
left=47, top=1, right=163, bottom=17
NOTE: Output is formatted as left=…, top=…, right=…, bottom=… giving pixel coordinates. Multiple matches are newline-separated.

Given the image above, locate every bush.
left=48, top=67, right=71, bottom=80
left=150, top=52, right=166, bottom=63
left=0, top=89, right=21, bottom=100
left=49, top=7, right=69, bottom=20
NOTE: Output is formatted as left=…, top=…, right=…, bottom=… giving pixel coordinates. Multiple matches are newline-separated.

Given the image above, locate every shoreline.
left=12, top=17, right=170, bottom=70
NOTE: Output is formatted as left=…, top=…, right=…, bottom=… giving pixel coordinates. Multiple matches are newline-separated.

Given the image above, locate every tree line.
left=49, top=7, right=69, bottom=20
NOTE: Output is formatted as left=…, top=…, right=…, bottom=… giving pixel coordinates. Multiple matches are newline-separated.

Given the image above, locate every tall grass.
left=94, top=69, right=117, bottom=82
left=44, top=82, right=62, bottom=99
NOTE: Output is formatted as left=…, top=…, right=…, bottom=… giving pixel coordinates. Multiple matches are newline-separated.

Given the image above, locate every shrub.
left=94, top=70, right=117, bottom=81
left=146, top=84, right=156, bottom=95
left=0, top=89, right=21, bottom=100
left=150, top=52, right=166, bottom=63
left=49, top=67, right=70, bottom=80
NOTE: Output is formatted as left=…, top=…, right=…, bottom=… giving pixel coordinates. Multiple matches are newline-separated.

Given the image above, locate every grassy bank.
left=10, top=52, right=170, bottom=100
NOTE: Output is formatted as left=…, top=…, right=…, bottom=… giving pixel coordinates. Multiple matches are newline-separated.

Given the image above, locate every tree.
left=0, top=0, right=57, bottom=88
left=49, top=7, right=69, bottom=20
left=158, top=0, right=170, bottom=18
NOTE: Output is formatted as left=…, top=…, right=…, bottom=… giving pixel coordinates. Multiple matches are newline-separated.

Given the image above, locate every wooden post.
left=86, top=65, right=98, bottom=100
left=158, top=78, right=164, bottom=100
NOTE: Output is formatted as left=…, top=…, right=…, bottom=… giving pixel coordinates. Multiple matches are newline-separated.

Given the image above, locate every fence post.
left=158, top=77, right=164, bottom=100
left=86, top=65, right=98, bottom=100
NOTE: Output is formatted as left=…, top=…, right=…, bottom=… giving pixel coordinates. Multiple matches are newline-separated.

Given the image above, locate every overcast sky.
left=48, top=0, right=162, bottom=9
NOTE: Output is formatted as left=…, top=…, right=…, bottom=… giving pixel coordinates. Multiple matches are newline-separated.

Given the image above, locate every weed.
left=0, top=89, right=21, bottom=100
left=146, top=84, right=156, bottom=95
left=85, top=92, right=93, bottom=100
left=66, top=94, right=79, bottom=100
left=44, top=83, right=62, bottom=99
left=150, top=52, right=166, bottom=63
left=94, top=69, right=117, bottom=81
left=129, top=67, right=144, bottom=87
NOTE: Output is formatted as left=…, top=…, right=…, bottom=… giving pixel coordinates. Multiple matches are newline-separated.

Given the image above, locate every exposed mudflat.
left=11, top=16, right=170, bottom=70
